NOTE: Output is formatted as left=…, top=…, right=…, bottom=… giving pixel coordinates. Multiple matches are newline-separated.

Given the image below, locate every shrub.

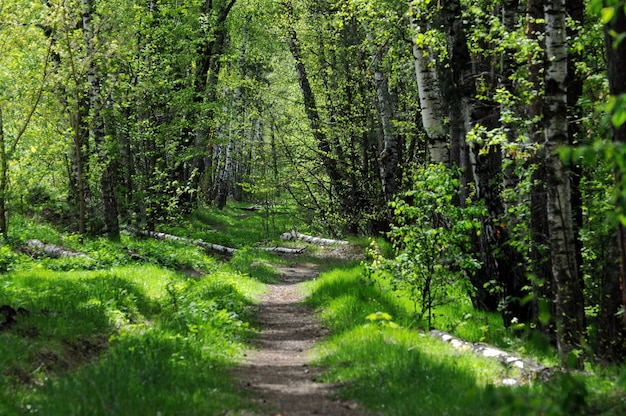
left=367, top=164, right=483, bottom=329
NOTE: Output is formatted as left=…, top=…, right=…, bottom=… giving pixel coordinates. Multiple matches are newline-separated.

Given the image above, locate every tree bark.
left=280, top=230, right=348, bottom=246
left=214, top=135, right=235, bottom=209
left=370, top=41, right=400, bottom=215
left=0, top=108, right=7, bottom=239
left=600, top=2, right=626, bottom=362
left=26, top=239, right=90, bottom=259
left=525, top=0, right=558, bottom=343
left=566, top=0, right=585, bottom=292
left=82, top=0, right=120, bottom=241
left=284, top=2, right=349, bottom=222
left=408, top=3, right=449, bottom=165
left=191, top=0, right=238, bottom=203
left=493, top=0, right=535, bottom=327
left=544, top=0, right=586, bottom=368
left=440, top=0, right=473, bottom=202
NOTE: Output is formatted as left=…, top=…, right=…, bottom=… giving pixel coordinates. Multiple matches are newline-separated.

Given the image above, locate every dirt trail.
left=230, top=263, right=370, bottom=416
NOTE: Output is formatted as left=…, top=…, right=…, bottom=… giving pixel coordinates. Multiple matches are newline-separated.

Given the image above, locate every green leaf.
left=601, top=7, right=616, bottom=24
left=612, top=108, right=626, bottom=128
left=613, top=32, right=626, bottom=49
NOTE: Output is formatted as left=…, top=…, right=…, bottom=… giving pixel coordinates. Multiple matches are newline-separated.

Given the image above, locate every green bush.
left=0, top=244, right=19, bottom=272
left=367, top=164, right=483, bottom=329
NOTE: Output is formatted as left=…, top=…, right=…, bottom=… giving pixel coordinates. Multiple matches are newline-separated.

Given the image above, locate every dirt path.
left=230, top=263, right=369, bottom=416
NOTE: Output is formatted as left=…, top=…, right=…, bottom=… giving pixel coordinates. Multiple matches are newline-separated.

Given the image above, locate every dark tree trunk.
left=440, top=0, right=503, bottom=312
left=82, top=0, right=120, bottom=241
left=600, top=3, right=626, bottom=363
left=567, top=0, right=585, bottom=292
left=191, top=0, right=237, bottom=204
left=527, top=0, right=557, bottom=343
left=285, top=2, right=357, bottom=233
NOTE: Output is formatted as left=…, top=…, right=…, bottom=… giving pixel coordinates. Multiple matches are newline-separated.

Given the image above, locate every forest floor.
left=229, top=261, right=374, bottom=416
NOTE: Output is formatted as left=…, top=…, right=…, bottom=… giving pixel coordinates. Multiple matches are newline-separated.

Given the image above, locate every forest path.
left=229, top=262, right=371, bottom=416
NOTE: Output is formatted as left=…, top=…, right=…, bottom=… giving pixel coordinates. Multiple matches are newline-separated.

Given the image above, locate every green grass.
left=32, top=331, right=247, bottom=416
left=229, top=247, right=283, bottom=283
left=0, top=264, right=262, bottom=414
left=4, top=207, right=626, bottom=415
left=305, top=263, right=626, bottom=415
left=170, top=201, right=306, bottom=248
left=0, top=216, right=266, bottom=416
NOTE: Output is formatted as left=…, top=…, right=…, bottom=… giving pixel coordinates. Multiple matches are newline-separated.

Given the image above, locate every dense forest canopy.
left=1, top=0, right=626, bottom=365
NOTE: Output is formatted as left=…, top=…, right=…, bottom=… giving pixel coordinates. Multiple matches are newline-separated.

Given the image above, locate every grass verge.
left=0, top=212, right=271, bottom=415
left=305, top=264, right=626, bottom=415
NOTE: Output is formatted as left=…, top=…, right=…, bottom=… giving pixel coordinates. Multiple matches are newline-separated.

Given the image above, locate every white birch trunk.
left=27, top=239, right=91, bottom=259
left=280, top=230, right=348, bottom=246
left=408, top=3, right=448, bottom=165
left=544, top=0, right=585, bottom=367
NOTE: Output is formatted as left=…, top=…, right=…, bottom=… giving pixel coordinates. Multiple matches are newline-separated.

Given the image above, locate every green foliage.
left=307, top=258, right=626, bottom=415
left=179, top=204, right=304, bottom=248
left=229, top=247, right=281, bottom=283
left=0, top=239, right=260, bottom=414
left=32, top=331, right=248, bottom=416
left=0, top=243, right=19, bottom=272
left=367, top=164, right=482, bottom=328
left=484, top=373, right=590, bottom=416
left=304, top=264, right=408, bottom=332
left=162, top=272, right=255, bottom=348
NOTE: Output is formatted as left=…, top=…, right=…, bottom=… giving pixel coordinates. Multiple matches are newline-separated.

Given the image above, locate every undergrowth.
left=0, top=211, right=270, bottom=415
left=305, top=264, right=626, bottom=415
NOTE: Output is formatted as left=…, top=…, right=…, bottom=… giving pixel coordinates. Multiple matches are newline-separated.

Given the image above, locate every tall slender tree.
left=544, top=0, right=586, bottom=367
left=598, top=0, right=626, bottom=362
left=408, top=1, right=449, bottom=165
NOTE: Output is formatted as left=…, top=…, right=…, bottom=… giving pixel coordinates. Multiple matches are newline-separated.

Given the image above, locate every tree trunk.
left=601, top=3, right=626, bottom=363
left=544, top=0, right=586, bottom=368
left=214, top=135, right=234, bottom=209
left=370, top=42, right=400, bottom=216
left=26, top=239, right=90, bottom=259
left=82, top=0, right=120, bottom=241
left=191, top=0, right=237, bottom=203
left=0, top=107, right=7, bottom=239
left=566, top=0, right=585, bottom=293
left=284, top=2, right=347, bottom=216
left=597, top=235, right=626, bottom=363
left=441, top=0, right=473, bottom=203
left=527, top=0, right=557, bottom=343
left=440, top=0, right=503, bottom=313
left=493, top=0, right=535, bottom=327
left=408, top=3, right=449, bottom=165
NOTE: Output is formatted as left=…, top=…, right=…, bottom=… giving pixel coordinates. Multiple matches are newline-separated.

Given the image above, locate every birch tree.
left=544, top=0, right=586, bottom=367
left=408, top=1, right=449, bottom=165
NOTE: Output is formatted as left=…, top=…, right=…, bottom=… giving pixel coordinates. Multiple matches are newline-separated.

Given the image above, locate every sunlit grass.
left=305, top=263, right=626, bottom=415
left=314, top=325, right=511, bottom=415
left=0, top=259, right=262, bottom=415
left=174, top=201, right=306, bottom=248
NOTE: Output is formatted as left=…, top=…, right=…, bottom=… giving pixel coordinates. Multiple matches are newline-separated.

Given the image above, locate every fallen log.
left=238, top=205, right=261, bottom=211
left=280, top=230, right=348, bottom=246
left=26, top=239, right=90, bottom=259
left=429, top=329, right=554, bottom=384
left=261, top=246, right=306, bottom=255
left=126, top=227, right=238, bottom=255
left=126, top=227, right=304, bottom=256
